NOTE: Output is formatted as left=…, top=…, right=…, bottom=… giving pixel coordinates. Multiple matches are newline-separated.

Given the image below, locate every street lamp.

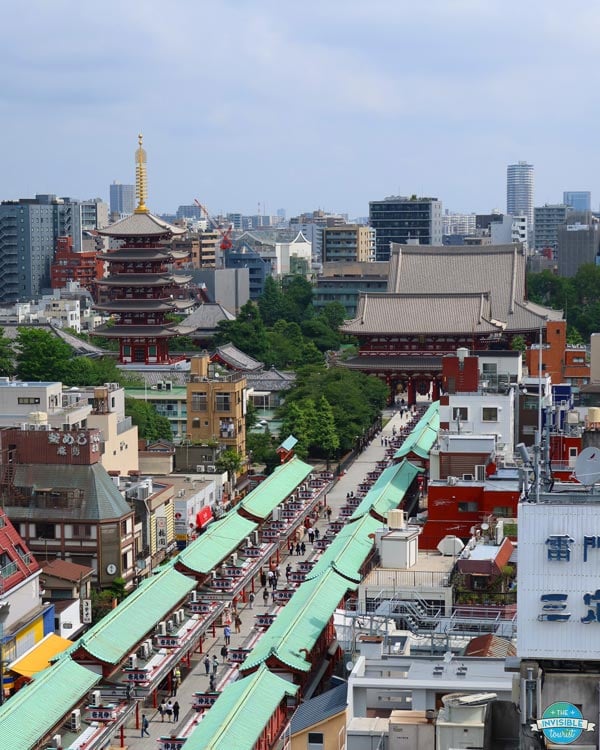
left=0, top=601, right=11, bottom=706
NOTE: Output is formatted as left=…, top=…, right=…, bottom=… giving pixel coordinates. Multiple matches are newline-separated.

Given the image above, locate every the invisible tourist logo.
left=532, top=702, right=595, bottom=744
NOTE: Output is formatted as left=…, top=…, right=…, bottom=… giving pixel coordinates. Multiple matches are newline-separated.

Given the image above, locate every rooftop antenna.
left=134, top=133, right=148, bottom=214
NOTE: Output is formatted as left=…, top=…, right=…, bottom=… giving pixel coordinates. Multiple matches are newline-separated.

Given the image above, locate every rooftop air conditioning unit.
left=196, top=465, right=205, bottom=473
left=251, top=531, right=259, bottom=546
left=127, top=653, right=138, bottom=669
left=70, top=709, right=81, bottom=731
left=190, top=590, right=199, bottom=603
left=447, top=476, right=458, bottom=486
left=475, top=464, right=486, bottom=481
left=137, top=641, right=152, bottom=659
left=166, top=618, right=175, bottom=632
left=49, top=735, right=62, bottom=748
left=245, top=536, right=252, bottom=548
left=462, top=473, right=474, bottom=481
left=177, top=608, right=185, bottom=624
left=90, top=689, right=101, bottom=707
left=157, top=621, right=167, bottom=636
left=207, top=465, right=216, bottom=473
left=177, top=489, right=185, bottom=497
left=230, top=553, right=238, bottom=567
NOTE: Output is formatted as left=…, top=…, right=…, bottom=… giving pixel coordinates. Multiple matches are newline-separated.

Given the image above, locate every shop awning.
left=9, top=634, right=73, bottom=678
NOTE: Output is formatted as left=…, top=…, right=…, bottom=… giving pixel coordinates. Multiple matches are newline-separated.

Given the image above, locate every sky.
left=1, top=0, right=599, bottom=219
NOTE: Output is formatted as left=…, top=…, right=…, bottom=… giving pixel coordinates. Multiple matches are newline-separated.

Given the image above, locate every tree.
left=0, top=327, right=15, bottom=377
left=125, top=398, right=172, bottom=441
left=320, top=301, right=347, bottom=330
left=281, top=275, right=314, bottom=322
left=312, top=396, right=339, bottom=467
left=15, top=327, right=72, bottom=382
left=216, top=449, right=243, bottom=488
left=258, top=277, right=287, bottom=326
left=214, top=301, right=270, bottom=362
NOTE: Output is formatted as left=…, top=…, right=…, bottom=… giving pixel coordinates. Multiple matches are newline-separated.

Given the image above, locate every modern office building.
left=563, top=190, right=591, bottom=212
left=442, top=211, right=477, bottom=236
left=176, top=204, right=202, bottom=220
left=109, top=181, right=135, bottom=216
left=0, top=195, right=107, bottom=305
left=557, top=215, right=600, bottom=277
left=369, top=196, right=443, bottom=261
left=506, top=161, right=534, bottom=230
left=322, top=225, right=375, bottom=263
left=533, top=204, right=569, bottom=254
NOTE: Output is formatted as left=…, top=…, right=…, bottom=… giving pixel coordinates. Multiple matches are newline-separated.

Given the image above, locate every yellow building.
left=290, top=684, right=347, bottom=750
left=186, top=354, right=246, bottom=457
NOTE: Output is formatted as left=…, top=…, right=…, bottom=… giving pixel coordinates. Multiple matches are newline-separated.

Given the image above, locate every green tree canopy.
left=16, top=328, right=72, bottom=382
left=125, top=398, right=172, bottom=441
left=214, top=301, right=270, bottom=362
left=0, top=327, right=15, bottom=377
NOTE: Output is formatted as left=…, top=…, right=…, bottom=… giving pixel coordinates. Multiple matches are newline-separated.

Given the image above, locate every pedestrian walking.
left=203, top=654, right=210, bottom=675
left=209, top=673, right=216, bottom=691
left=295, top=542, right=301, bottom=556
left=300, top=541, right=306, bottom=556
left=285, top=563, right=292, bottom=581
left=159, top=700, right=166, bottom=722
left=165, top=700, right=173, bottom=723
left=308, top=529, right=314, bottom=544
left=212, top=654, right=219, bottom=674
left=173, top=701, right=180, bottom=723
left=267, top=569, right=274, bottom=587
left=223, top=624, right=231, bottom=645
left=220, top=644, right=228, bottom=663
left=234, top=612, right=242, bottom=633
left=260, top=569, right=267, bottom=588
left=248, top=591, right=255, bottom=609
left=314, top=527, right=320, bottom=540
left=262, top=587, right=269, bottom=605
left=141, top=714, right=150, bottom=737
left=326, top=506, right=332, bottom=521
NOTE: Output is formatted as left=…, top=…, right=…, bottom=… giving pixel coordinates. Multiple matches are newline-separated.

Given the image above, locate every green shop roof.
left=73, top=565, right=195, bottom=664
left=240, top=456, right=313, bottom=520
left=307, top=514, right=383, bottom=582
left=177, top=513, right=258, bottom=574
left=350, top=460, right=421, bottom=521
left=241, top=569, right=356, bottom=673
left=394, top=401, right=440, bottom=460
left=183, top=665, right=297, bottom=750
left=0, top=657, right=98, bottom=749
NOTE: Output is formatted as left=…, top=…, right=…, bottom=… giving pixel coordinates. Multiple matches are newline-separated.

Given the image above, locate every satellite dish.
left=346, top=661, right=354, bottom=672
left=481, top=523, right=490, bottom=531
left=574, top=447, right=600, bottom=486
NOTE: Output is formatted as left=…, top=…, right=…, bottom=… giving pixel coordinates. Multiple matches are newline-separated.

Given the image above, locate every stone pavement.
left=111, top=406, right=417, bottom=749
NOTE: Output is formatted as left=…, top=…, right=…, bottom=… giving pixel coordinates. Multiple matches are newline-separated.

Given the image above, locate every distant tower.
left=563, top=191, right=591, bottom=212
left=92, top=135, right=195, bottom=365
left=507, top=161, right=534, bottom=229
left=109, top=181, right=135, bottom=216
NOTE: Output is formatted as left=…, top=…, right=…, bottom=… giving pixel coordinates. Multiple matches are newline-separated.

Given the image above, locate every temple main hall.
left=340, top=243, right=562, bottom=403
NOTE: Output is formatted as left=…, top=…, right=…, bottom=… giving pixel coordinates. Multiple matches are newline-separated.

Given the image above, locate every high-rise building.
left=369, top=196, right=443, bottom=261
left=563, top=191, right=591, bottom=212
left=506, top=161, right=534, bottom=230
left=442, top=211, right=477, bottom=236
left=322, top=224, right=375, bottom=263
left=557, top=213, right=600, bottom=277
left=534, top=204, right=570, bottom=253
left=0, top=194, right=108, bottom=304
left=109, top=181, right=135, bottom=216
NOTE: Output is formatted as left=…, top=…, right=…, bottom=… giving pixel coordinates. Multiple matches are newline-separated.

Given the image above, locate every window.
left=191, top=392, right=207, bottom=412
left=18, top=397, right=41, bottom=405
left=307, top=733, right=324, bottom=750
left=458, top=501, right=478, bottom=512
left=192, top=418, right=200, bottom=428
left=215, top=394, right=231, bottom=411
left=482, top=407, right=498, bottom=422
left=36, top=522, right=56, bottom=539
left=493, top=506, right=511, bottom=517
left=452, top=407, right=468, bottom=421
left=72, top=525, right=93, bottom=539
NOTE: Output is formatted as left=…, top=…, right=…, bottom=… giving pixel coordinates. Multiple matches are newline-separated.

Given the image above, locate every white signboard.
left=518, top=502, right=600, bottom=659
left=155, top=516, right=168, bottom=550
left=82, top=599, right=92, bottom=624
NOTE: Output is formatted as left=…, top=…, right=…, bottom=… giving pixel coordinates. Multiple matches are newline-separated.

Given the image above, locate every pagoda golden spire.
left=134, top=133, right=148, bottom=214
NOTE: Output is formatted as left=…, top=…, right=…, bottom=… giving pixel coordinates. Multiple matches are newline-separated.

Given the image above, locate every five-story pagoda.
left=92, top=135, right=194, bottom=364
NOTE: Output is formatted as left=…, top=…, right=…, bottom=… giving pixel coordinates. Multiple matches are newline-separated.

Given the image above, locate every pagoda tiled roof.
left=343, top=243, right=563, bottom=337
left=98, top=248, right=189, bottom=262
left=94, top=298, right=195, bottom=313
left=92, top=323, right=193, bottom=338
left=182, top=303, right=236, bottom=332
left=212, top=343, right=264, bottom=371
left=97, top=211, right=185, bottom=238
left=98, top=273, right=192, bottom=287
left=340, top=355, right=443, bottom=372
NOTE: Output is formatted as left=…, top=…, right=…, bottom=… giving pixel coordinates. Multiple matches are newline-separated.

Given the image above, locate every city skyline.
left=2, top=1, right=600, bottom=218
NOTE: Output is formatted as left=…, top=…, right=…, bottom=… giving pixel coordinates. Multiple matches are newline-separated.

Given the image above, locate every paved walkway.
left=111, top=406, right=418, bottom=749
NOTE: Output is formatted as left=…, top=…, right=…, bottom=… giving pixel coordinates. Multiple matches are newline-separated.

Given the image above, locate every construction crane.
left=193, top=199, right=233, bottom=251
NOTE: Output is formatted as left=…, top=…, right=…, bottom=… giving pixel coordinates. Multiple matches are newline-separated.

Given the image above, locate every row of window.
left=452, top=406, right=499, bottom=422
